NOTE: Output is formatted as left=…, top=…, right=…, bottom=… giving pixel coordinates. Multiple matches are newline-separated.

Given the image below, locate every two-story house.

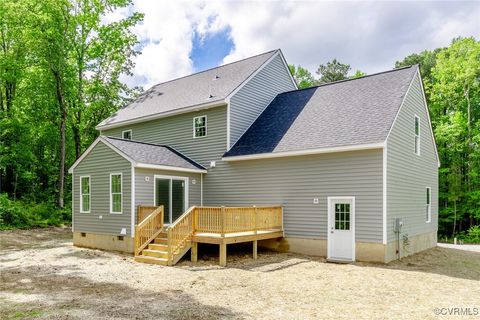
left=68, top=49, right=439, bottom=265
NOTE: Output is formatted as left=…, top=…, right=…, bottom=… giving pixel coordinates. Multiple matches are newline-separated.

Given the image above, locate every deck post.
left=253, top=240, right=258, bottom=260
left=167, top=228, right=172, bottom=266
left=221, top=206, right=225, bottom=237
left=191, top=242, right=198, bottom=262
left=253, top=205, right=258, bottom=235
left=219, top=241, right=227, bottom=267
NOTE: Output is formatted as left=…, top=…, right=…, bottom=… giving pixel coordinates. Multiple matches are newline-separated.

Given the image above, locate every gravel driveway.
left=1, top=227, right=479, bottom=319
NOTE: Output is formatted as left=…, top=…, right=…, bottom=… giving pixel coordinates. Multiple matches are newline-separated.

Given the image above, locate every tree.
left=350, top=70, right=366, bottom=79
left=315, top=59, right=350, bottom=84
left=289, top=64, right=316, bottom=89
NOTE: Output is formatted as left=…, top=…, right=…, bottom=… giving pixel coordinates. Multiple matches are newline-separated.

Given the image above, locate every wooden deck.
left=134, top=205, right=283, bottom=266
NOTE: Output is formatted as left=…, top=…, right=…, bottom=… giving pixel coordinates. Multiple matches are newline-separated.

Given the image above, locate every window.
left=334, top=203, right=351, bottom=230
left=80, top=176, right=90, bottom=213
left=414, top=116, right=420, bottom=155
left=193, top=115, right=207, bottom=138
left=426, top=187, right=431, bottom=223
left=110, top=173, right=122, bottom=213
left=122, top=130, right=132, bottom=140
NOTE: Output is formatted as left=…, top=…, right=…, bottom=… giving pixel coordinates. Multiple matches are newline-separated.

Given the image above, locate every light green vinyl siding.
left=73, top=141, right=132, bottom=236
left=386, top=72, right=438, bottom=243
left=134, top=168, right=202, bottom=224
left=229, top=54, right=296, bottom=147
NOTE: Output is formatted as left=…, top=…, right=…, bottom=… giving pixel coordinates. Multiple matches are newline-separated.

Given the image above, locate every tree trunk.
left=452, top=200, right=457, bottom=236
left=72, top=111, right=81, bottom=159
left=53, top=70, right=67, bottom=208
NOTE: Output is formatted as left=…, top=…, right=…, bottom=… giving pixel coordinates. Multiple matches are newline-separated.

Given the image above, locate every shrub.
left=459, top=226, right=480, bottom=244
left=0, top=193, right=71, bottom=229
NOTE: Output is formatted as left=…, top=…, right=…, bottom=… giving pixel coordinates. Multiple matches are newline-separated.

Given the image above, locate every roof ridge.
left=277, top=65, right=417, bottom=96
left=144, top=49, right=278, bottom=91
left=104, top=136, right=206, bottom=170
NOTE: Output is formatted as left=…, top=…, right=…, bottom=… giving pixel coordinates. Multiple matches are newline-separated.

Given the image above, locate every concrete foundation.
left=260, top=232, right=437, bottom=263
left=73, top=232, right=134, bottom=253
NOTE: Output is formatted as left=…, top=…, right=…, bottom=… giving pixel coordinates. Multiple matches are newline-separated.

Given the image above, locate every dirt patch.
left=1, top=228, right=479, bottom=319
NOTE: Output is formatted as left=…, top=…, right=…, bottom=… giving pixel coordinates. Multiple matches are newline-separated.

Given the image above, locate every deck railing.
left=137, top=205, right=158, bottom=224
left=134, top=205, right=164, bottom=256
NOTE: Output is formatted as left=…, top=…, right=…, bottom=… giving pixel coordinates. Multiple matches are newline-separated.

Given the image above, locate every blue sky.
left=109, top=1, right=480, bottom=90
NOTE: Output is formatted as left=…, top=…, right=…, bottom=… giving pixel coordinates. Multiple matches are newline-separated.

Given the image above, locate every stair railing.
left=166, top=206, right=196, bottom=264
left=134, top=205, right=164, bottom=256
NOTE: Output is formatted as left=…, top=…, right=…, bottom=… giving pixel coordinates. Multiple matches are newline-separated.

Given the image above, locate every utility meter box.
left=393, top=218, right=404, bottom=233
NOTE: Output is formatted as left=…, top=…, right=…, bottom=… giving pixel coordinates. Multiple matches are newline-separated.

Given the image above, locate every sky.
left=104, top=0, right=480, bottom=90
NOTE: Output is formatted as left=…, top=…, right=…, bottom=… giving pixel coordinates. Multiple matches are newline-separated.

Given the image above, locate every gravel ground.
left=1, top=227, right=479, bottom=320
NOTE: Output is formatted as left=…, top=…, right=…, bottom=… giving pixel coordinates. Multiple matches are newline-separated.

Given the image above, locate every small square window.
left=122, top=130, right=132, bottom=140
left=193, top=116, right=207, bottom=138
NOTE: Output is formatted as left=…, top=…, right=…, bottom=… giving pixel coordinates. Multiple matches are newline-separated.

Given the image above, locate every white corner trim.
left=277, top=49, right=298, bottom=89
left=226, top=100, right=231, bottom=150
left=382, top=146, right=387, bottom=244
left=96, top=100, right=227, bottom=131
left=223, top=142, right=385, bottom=161
left=200, top=173, right=203, bottom=206
left=134, top=163, right=207, bottom=174
left=131, top=165, right=135, bottom=237
left=226, top=50, right=281, bottom=100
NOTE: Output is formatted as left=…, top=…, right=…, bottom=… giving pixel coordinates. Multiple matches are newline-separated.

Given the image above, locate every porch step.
left=154, top=237, right=168, bottom=245
left=158, top=231, right=167, bottom=238
left=142, top=249, right=168, bottom=259
left=148, top=243, right=168, bottom=251
left=134, top=255, right=168, bottom=266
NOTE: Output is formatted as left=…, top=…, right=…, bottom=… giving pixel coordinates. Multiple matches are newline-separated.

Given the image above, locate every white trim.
left=193, top=115, right=207, bottom=138
left=414, top=115, right=421, bottom=156
left=134, top=163, right=207, bottom=174
left=416, top=68, right=440, bottom=167
left=426, top=186, right=432, bottom=223
left=382, top=146, right=387, bottom=244
left=122, top=129, right=132, bottom=140
left=223, top=142, right=385, bottom=161
left=79, top=175, right=91, bottom=213
left=226, top=51, right=281, bottom=100
left=200, top=173, right=203, bottom=206
left=327, top=196, right=356, bottom=262
left=153, top=174, right=189, bottom=224
left=226, top=100, right=231, bottom=149
left=72, top=172, right=75, bottom=231
left=110, top=173, right=123, bottom=214
left=96, top=100, right=226, bottom=131
left=131, top=165, right=135, bottom=237
left=277, top=49, right=298, bottom=89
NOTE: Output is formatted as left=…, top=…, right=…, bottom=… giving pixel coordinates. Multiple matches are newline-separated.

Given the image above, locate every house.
left=68, top=49, right=439, bottom=265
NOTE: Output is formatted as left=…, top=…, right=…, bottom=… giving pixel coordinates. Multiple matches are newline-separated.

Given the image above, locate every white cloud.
left=106, top=0, right=480, bottom=89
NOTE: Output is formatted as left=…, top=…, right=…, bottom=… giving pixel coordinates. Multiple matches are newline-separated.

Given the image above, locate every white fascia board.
left=68, top=137, right=137, bottom=174
left=96, top=100, right=227, bottom=131
left=134, top=163, right=207, bottom=174
left=222, top=142, right=385, bottom=161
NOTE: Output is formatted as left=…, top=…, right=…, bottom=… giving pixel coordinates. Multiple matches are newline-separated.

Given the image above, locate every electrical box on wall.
left=393, top=218, right=404, bottom=233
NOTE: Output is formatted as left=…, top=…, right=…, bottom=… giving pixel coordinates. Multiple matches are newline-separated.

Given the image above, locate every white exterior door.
left=327, top=197, right=355, bottom=262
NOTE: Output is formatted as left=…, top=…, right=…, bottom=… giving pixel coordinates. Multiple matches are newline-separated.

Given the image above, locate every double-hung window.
left=80, top=176, right=90, bottom=213
left=414, top=116, right=420, bottom=155
left=110, top=173, right=122, bottom=214
left=122, top=130, right=132, bottom=140
left=193, top=115, right=207, bottom=138
left=426, top=187, right=431, bottom=223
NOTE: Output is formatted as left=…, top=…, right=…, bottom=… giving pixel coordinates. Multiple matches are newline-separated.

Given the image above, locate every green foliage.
left=0, top=194, right=71, bottom=229
left=289, top=64, right=316, bottom=89
left=316, top=58, right=351, bottom=84
left=457, top=226, right=480, bottom=244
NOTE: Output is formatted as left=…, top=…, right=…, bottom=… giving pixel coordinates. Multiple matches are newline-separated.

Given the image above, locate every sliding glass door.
left=154, top=176, right=187, bottom=224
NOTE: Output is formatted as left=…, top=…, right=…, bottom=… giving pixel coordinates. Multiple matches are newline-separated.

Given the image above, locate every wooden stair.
left=134, top=231, right=192, bottom=266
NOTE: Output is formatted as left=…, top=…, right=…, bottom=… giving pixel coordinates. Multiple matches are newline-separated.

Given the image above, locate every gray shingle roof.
left=103, top=136, right=206, bottom=171
left=98, top=50, right=278, bottom=128
left=224, top=66, right=418, bottom=157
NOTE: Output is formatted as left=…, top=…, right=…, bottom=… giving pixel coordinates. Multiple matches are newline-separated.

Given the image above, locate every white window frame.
left=153, top=174, right=189, bottom=225
left=79, top=175, right=91, bottom=213
left=414, top=115, right=420, bottom=156
left=193, top=115, right=207, bottom=138
left=110, top=173, right=123, bottom=214
left=426, top=187, right=431, bottom=223
left=122, top=129, right=132, bottom=140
